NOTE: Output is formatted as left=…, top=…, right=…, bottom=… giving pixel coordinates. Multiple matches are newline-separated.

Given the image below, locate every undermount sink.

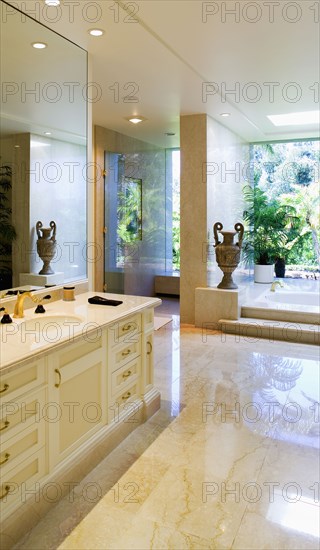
left=19, top=315, right=84, bottom=339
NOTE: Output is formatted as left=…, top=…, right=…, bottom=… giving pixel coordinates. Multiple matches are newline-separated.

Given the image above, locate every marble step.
left=219, top=317, right=320, bottom=345
left=242, top=305, right=319, bottom=325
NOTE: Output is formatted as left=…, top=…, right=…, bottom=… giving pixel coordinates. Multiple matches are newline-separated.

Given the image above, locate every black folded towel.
left=88, top=296, right=123, bottom=306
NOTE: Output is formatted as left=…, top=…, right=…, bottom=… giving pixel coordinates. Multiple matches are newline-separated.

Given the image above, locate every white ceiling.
left=3, top=0, right=320, bottom=147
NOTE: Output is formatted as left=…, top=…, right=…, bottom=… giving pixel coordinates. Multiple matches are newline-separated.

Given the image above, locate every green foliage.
left=242, top=185, right=298, bottom=265
left=117, top=179, right=142, bottom=245
left=172, top=210, right=180, bottom=270
left=0, top=165, right=17, bottom=273
left=251, top=141, right=320, bottom=269
left=279, top=180, right=320, bottom=264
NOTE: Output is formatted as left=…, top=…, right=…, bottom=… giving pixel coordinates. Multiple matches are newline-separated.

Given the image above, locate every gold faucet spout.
left=13, top=292, right=35, bottom=318
left=270, top=281, right=284, bottom=292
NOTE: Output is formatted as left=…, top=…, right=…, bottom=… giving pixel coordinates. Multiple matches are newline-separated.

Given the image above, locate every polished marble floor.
left=15, top=298, right=320, bottom=549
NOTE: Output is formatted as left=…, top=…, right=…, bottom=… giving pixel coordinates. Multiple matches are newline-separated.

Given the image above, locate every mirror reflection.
left=0, top=1, right=87, bottom=292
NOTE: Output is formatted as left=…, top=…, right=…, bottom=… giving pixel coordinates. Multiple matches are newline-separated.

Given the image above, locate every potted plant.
left=0, top=164, right=17, bottom=290
left=271, top=205, right=300, bottom=278
left=242, top=185, right=289, bottom=283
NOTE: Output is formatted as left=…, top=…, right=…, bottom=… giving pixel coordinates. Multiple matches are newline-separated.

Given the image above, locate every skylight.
left=267, top=111, right=319, bottom=126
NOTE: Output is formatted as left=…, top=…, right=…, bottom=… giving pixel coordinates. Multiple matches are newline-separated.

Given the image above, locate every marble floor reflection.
left=15, top=299, right=319, bottom=549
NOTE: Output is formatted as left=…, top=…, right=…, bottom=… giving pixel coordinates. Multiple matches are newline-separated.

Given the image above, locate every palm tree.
left=242, top=186, right=288, bottom=265
left=280, top=181, right=320, bottom=265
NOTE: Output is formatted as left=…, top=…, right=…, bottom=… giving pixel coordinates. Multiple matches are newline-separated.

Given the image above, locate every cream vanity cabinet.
left=0, top=304, right=159, bottom=525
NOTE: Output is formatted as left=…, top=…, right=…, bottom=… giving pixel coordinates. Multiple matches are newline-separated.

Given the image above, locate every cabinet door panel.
left=142, top=332, right=154, bottom=394
left=49, top=340, right=107, bottom=466
left=58, top=362, right=104, bottom=452
left=143, top=308, right=154, bottom=332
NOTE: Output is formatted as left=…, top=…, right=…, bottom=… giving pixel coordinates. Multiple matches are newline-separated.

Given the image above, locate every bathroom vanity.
left=0, top=292, right=161, bottom=542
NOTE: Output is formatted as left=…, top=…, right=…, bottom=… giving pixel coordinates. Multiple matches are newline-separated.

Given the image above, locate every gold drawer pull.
left=54, top=369, right=62, bottom=388
left=122, top=392, right=131, bottom=401
left=0, top=453, right=10, bottom=466
left=147, top=341, right=153, bottom=355
left=122, top=349, right=131, bottom=357
left=0, top=485, right=11, bottom=500
left=0, top=421, right=9, bottom=432
left=122, top=324, right=133, bottom=332
left=0, top=384, right=9, bottom=394
left=122, top=370, right=132, bottom=379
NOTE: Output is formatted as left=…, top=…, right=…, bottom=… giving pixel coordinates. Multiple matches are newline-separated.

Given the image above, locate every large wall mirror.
left=0, top=0, right=87, bottom=292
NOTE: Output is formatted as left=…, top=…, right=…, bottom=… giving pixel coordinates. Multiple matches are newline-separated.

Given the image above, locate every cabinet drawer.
left=0, top=359, right=46, bottom=403
left=109, top=338, right=141, bottom=374
left=0, top=388, right=46, bottom=444
left=0, top=421, right=45, bottom=477
left=110, top=381, right=140, bottom=414
left=0, top=451, right=46, bottom=515
left=108, top=314, right=141, bottom=348
left=111, top=357, right=141, bottom=397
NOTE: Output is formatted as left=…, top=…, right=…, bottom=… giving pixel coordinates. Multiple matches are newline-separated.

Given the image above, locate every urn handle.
left=36, top=221, right=43, bottom=239
left=213, top=222, right=223, bottom=247
left=235, top=222, right=244, bottom=248
left=50, top=221, right=56, bottom=241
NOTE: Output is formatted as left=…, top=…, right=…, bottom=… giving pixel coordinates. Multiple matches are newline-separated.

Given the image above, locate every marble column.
left=180, top=115, right=208, bottom=324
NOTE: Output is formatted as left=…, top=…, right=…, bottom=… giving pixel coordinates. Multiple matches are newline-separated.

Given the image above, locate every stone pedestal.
left=19, top=272, right=64, bottom=287
left=195, top=286, right=246, bottom=329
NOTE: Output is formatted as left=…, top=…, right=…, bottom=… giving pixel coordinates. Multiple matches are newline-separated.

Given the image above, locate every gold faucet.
left=13, top=292, right=36, bottom=318
left=270, top=281, right=284, bottom=292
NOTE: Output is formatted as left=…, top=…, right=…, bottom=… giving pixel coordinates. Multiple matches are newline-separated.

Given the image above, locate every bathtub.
left=242, top=285, right=320, bottom=325
left=266, top=291, right=320, bottom=307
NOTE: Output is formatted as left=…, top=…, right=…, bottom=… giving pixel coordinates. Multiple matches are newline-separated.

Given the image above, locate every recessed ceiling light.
left=45, top=0, right=60, bottom=5
left=88, top=29, right=104, bottom=36
left=267, top=111, right=319, bottom=126
left=44, top=132, right=51, bottom=135
left=220, top=113, right=230, bottom=117
left=32, top=42, right=47, bottom=49
left=126, top=116, right=147, bottom=124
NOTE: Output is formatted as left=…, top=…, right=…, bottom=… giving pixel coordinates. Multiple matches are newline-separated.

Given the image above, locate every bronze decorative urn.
left=213, top=222, right=244, bottom=289
left=36, top=221, right=57, bottom=275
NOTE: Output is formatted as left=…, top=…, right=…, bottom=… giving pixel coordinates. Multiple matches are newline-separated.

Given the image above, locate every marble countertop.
left=0, top=292, right=161, bottom=373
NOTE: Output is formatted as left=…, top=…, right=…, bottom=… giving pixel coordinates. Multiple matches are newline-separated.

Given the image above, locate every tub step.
left=219, top=317, right=320, bottom=345
left=242, top=306, right=320, bottom=325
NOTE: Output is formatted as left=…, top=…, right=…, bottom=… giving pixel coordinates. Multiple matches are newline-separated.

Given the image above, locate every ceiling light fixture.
left=126, top=116, right=146, bottom=124
left=88, top=29, right=104, bottom=36
left=44, top=132, right=52, bottom=135
left=220, top=113, right=231, bottom=117
left=32, top=42, right=47, bottom=49
left=45, top=0, right=60, bottom=5
left=267, top=110, right=319, bottom=126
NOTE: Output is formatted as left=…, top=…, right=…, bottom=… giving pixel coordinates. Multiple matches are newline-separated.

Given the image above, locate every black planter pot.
left=275, top=258, right=286, bottom=278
